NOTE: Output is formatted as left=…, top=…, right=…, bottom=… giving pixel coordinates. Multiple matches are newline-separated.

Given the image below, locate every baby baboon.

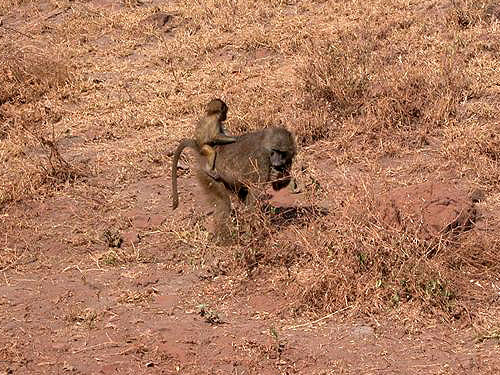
left=172, top=127, right=296, bottom=235
left=196, top=98, right=236, bottom=180
left=171, top=98, right=234, bottom=209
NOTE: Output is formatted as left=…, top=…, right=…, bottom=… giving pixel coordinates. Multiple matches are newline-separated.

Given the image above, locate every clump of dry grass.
left=0, top=107, right=84, bottom=210
left=447, top=0, right=494, bottom=28
left=0, top=41, right=81, bottom=209
left=223, top=186, right=499, bottom=325
left=97, top=245, right=153, bottom=267
left=0, top=341, right=26, bottom=365
left=0, top=0, right=33, bottom=15
left=65, top=306, right=98, bottom=329
left=189, top=165, right=498, bottom=325
left=0, top=42, right=70, bottom=105
left=118, top=289, right=156, bottom=305
left=297, top=35, right=470, bottom=151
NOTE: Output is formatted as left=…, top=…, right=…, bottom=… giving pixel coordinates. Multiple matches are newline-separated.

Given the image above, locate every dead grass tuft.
left=0, top=41, right=81, bottom=210
left=0, top=42, right=70, bottom=105
left=0, top=341, right=26, bottom=365
left=65, top=306, right=98, bottom=329
left=297, top=36, right=470, bottom=150
left=0, top=0, right=34, bottom=15
left=227, top=200, right=323, bottom=275
left=0, top=108, right=85, bottom=210
left=285, top=192, right=496, bottom=323
left=118, top=289, right=156, bottom=305
left=476, top=327, right=500, bottom=342
left=447, top=0, right=493, bottom=28
left=97, top=246, right=153, bottom=267
left=214, top=184, right=498, bottom=325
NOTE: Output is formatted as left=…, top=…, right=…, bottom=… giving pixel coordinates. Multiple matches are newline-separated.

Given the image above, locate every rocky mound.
left=378, top=182, right=477, bottom=240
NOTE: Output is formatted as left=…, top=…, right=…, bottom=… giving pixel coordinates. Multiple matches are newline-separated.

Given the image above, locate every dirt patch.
left=1, top=0, right=500, bottom=373
left=378, top=181, right=477, bottom=240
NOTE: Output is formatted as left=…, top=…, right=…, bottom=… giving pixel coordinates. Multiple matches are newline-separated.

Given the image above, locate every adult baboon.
left=171, top=127, right=296, bottom=234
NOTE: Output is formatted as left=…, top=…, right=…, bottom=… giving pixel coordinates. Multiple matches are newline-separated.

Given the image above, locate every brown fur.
left=171, top=127, right=296, bottom=237
left=195, top=99, right=235, bottom=179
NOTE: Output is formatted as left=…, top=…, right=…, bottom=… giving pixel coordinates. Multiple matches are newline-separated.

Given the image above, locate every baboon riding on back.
left=171, top=100, right=296, bottom=234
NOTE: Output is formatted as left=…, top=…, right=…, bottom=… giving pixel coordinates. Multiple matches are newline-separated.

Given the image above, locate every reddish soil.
left=1, top=0, right=500, bottom=374
left=379, top=182, right=477, bottom=240
left=1, top=175, right=499, bottom=374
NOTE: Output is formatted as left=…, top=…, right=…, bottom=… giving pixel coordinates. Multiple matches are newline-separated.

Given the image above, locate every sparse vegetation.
left=97, top=246, right=149, bottom=266
left=197, top=304, right=224, bottom=325
left=1, top=0, right=499, bottom=372
left=65, top=306, right=98, bottom=329
left=476, top=328, right=500, bottom=343
left=118, top=289, right=156, bottom=305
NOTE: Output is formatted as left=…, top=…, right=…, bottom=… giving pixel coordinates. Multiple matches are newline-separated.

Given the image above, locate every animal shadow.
left=262, top=204, right=329, bottom=227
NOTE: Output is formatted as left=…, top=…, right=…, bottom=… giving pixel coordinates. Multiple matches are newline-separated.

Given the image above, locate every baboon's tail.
left=172, top=138, right=200, bottom=210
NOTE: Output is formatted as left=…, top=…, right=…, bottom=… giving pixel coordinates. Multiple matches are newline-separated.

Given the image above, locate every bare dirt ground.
left=1, top=0, right=500, bottom=374
left=1, top=177, right=499, bottom=375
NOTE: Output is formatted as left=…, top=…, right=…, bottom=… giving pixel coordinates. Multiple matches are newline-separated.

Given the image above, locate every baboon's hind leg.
left=196, top=170, right=232, bottom=240
left=200, top=145, right=220, bottom=180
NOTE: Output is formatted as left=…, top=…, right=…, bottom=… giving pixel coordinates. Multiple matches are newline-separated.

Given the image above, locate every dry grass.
left=118, top=289, right=156, bottom=305
left=0, top=40, right=82, bottom=208
left=1, top=0, right=499, bottom=331
left=292, top=197, right=498, bottom=322
left=65, top=306, right=98, bottom=328
left=0, top=42, right=70, bottom=105
left=0, top=0, right=34, bottom=15
left=204, top=184, right=498, bottom=326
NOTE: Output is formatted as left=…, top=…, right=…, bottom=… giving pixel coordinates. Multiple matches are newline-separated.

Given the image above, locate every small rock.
left=351, top=325, right=375, bottom=338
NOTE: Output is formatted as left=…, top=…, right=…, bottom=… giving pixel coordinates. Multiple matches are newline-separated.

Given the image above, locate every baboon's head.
left=206, top=98, right=228, bottom=121
left=265, top=128, right=296, bottom=191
